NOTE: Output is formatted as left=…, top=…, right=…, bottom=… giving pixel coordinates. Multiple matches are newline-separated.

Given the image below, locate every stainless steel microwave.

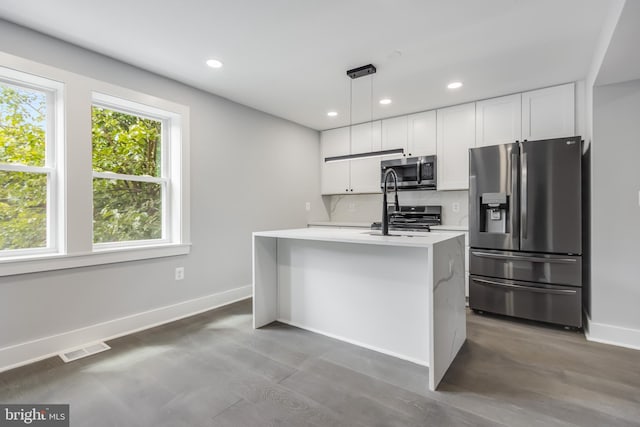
left=380, top=156, right=437, bottom=190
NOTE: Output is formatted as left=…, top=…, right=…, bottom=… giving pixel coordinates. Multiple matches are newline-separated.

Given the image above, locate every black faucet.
left=382, top=168, right=400, bottom=236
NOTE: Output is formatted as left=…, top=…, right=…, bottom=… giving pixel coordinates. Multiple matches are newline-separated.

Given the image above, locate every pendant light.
left=324, top=64, right=404, bottom=163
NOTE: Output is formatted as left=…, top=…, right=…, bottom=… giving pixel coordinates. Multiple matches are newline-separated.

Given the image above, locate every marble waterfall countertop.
left=254, top=227, right=465, bottom=248
left=253, top=227, right=467, bottom=390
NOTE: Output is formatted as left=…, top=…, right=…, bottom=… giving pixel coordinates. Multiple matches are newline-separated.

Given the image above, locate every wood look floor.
left=1, top=299, right=639, bottom=427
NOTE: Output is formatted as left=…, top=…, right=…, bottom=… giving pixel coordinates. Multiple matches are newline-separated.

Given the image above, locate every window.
left=0, top=69, right=62, bottom=256
left=0, top=53, right=189, bottom=274
left=91, top=95, right=173, bottom=247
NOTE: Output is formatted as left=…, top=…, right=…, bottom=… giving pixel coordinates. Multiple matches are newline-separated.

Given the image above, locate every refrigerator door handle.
left=521, top=150, right=528, bottom=240
left=510, top=151, right=519, bottom=243
left=472, top=277, right=577, bottom=295
left=471, top=251, right=577, bottom=264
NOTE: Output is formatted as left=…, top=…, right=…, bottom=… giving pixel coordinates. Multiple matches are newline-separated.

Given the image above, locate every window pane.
left=0, top=83, right=47, bottom=167
left=92, top=106, right=162, bottom=177
left=93, top=178, right=162, bottom=243
left=0, top=171, right=47, bottom=250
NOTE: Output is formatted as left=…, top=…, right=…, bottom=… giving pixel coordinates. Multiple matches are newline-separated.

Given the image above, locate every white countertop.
left=254, top=227, right=464, bottom=248
left=307, top=221, right=371, bottom=228
left=308, top=221, right=468, bottom=232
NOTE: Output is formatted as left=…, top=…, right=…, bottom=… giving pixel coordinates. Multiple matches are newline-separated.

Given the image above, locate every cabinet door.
left=381, top=116, right=408, bottom=159
left=436, top=102, right=476, bottom=190
left=351, top=121, right=381, bottom=154
left=320, top=127, right=351, bottom=195
left=350, top=121, right=382, bottom=193
left=522, top=83, right=575, bottom=140
left=476, top=94, right=522, bottom=147
left=407, top=111, right=436, bottom=156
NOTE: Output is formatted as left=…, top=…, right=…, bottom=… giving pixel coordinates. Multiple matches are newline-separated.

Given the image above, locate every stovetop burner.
left=371, top=205, right=441, bottom=232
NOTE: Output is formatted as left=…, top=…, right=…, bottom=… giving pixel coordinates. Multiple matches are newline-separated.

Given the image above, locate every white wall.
left=0, top=19, right=328, bottom=369
left=589, top=78, right=640, bottom=349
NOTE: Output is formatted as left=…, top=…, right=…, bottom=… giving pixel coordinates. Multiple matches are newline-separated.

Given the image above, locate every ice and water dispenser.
left=479, top=192, right=509, bottom=233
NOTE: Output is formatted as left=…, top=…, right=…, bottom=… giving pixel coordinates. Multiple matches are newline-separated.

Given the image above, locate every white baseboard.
left=0, top=285, right=252, bottom=373
left=584, top=312, right=640, bottom=351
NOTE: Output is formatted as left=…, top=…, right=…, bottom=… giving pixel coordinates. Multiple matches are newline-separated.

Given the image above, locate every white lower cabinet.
left=436, top=102, right=476, bottom=190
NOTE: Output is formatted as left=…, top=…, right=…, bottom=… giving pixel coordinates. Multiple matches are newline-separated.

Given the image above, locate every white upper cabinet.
left=320, top=122, right=382, bottom=194
left=475, top=94, right=522, bottom=147
left=351, top=121, right=381, bottom=154
left=350, top=121, right=382, bottom=193
left=381, top=116, right=408, bottom=159
left=407, top=111, right=437, bottom=156
left=437, top=102, right=476, bottom=190
left=320, top=127, right=350, bottom=195
left=522, top=83, right=575, bottom=141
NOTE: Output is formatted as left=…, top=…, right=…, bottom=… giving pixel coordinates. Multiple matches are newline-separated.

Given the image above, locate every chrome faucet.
left=382, top=168, right=400, bottom=236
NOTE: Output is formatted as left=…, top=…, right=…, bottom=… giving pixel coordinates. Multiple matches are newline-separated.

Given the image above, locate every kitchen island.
left=252, top=227, right=466, bottom=391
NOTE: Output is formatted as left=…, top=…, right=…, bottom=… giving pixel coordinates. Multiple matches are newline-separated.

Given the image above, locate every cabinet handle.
left=350, top=189, right=353, bottom=192
left=345, top=189, right=348, bottom=192
left=472, top=277, right=577, bottom=295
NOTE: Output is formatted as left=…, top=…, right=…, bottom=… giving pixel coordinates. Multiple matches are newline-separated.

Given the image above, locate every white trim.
left=92, top=171, right=166, bottom=184
left=0, top=243, right=191, bottom=276
left=0, top=285, right=252, bottom=373
left=0, top=164, right=54, bottom=173
left=584, top=312, right=640, bottom=351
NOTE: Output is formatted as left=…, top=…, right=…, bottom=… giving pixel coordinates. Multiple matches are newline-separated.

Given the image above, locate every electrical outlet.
left=305, top=202, right=311, bottom=211
left=452, top=202, right=460, bottom=213
left=175, top=267, right=184, bottom=281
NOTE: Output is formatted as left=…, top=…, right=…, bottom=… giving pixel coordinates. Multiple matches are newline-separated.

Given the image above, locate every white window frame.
left=91, top=93, right=173, bottom=249
left=0, top=67, right=65, bottom=258
left=0, top=52, right=190, bottom=276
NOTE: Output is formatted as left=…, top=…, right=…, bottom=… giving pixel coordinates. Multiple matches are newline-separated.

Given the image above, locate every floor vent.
left=59, top=342, right=111, bottom=363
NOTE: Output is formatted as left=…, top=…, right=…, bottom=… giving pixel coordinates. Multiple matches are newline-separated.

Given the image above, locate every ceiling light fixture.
left=206, top=59, right=223, bottom=69
left=325, top=64, right=405, bottom=163
left=327, top=111, right=338, bottom=117
left=447, top=81, right=463, bottom=89
left=379, top=98, right=392, bottom=105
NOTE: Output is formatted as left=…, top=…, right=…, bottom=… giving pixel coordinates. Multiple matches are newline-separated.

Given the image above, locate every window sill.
left=0, top=243, right=191, bottom=277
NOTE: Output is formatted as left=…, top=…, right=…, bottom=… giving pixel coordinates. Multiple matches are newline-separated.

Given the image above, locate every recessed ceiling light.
left=447, top=81, right=463, bottom=89
left=327, top=111, right=338, bottom=117
left=379, top=98, right=392, bottom=105
left=206, top=59, right=223, bottom=69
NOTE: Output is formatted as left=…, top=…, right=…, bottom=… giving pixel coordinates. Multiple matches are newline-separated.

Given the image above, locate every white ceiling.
left=0, top=0, right=618, bottom=130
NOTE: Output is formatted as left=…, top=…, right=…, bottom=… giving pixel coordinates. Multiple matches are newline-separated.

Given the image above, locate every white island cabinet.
left=252, top=227, right=466, bottom=391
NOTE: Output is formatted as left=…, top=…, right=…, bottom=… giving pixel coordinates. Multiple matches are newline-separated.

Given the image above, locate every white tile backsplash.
left=326, top=190, right=469, bottom=226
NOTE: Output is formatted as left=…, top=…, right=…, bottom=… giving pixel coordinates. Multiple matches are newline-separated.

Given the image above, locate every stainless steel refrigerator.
left=468, top=136, right=583, bottom=328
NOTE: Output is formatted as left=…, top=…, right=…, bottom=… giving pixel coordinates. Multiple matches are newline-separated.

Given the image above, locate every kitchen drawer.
left=469, top=249, right=581, bottom=287
left=469, top=275, right=582, bottom=327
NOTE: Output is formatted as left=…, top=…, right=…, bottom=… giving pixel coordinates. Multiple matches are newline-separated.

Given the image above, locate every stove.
left=371, top=205, right=442, bottom=232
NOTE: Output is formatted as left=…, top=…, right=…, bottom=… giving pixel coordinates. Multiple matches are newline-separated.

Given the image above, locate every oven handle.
left=472, top=277, right=577, bottom=295
left=471, top=251, right=577, bottom=264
